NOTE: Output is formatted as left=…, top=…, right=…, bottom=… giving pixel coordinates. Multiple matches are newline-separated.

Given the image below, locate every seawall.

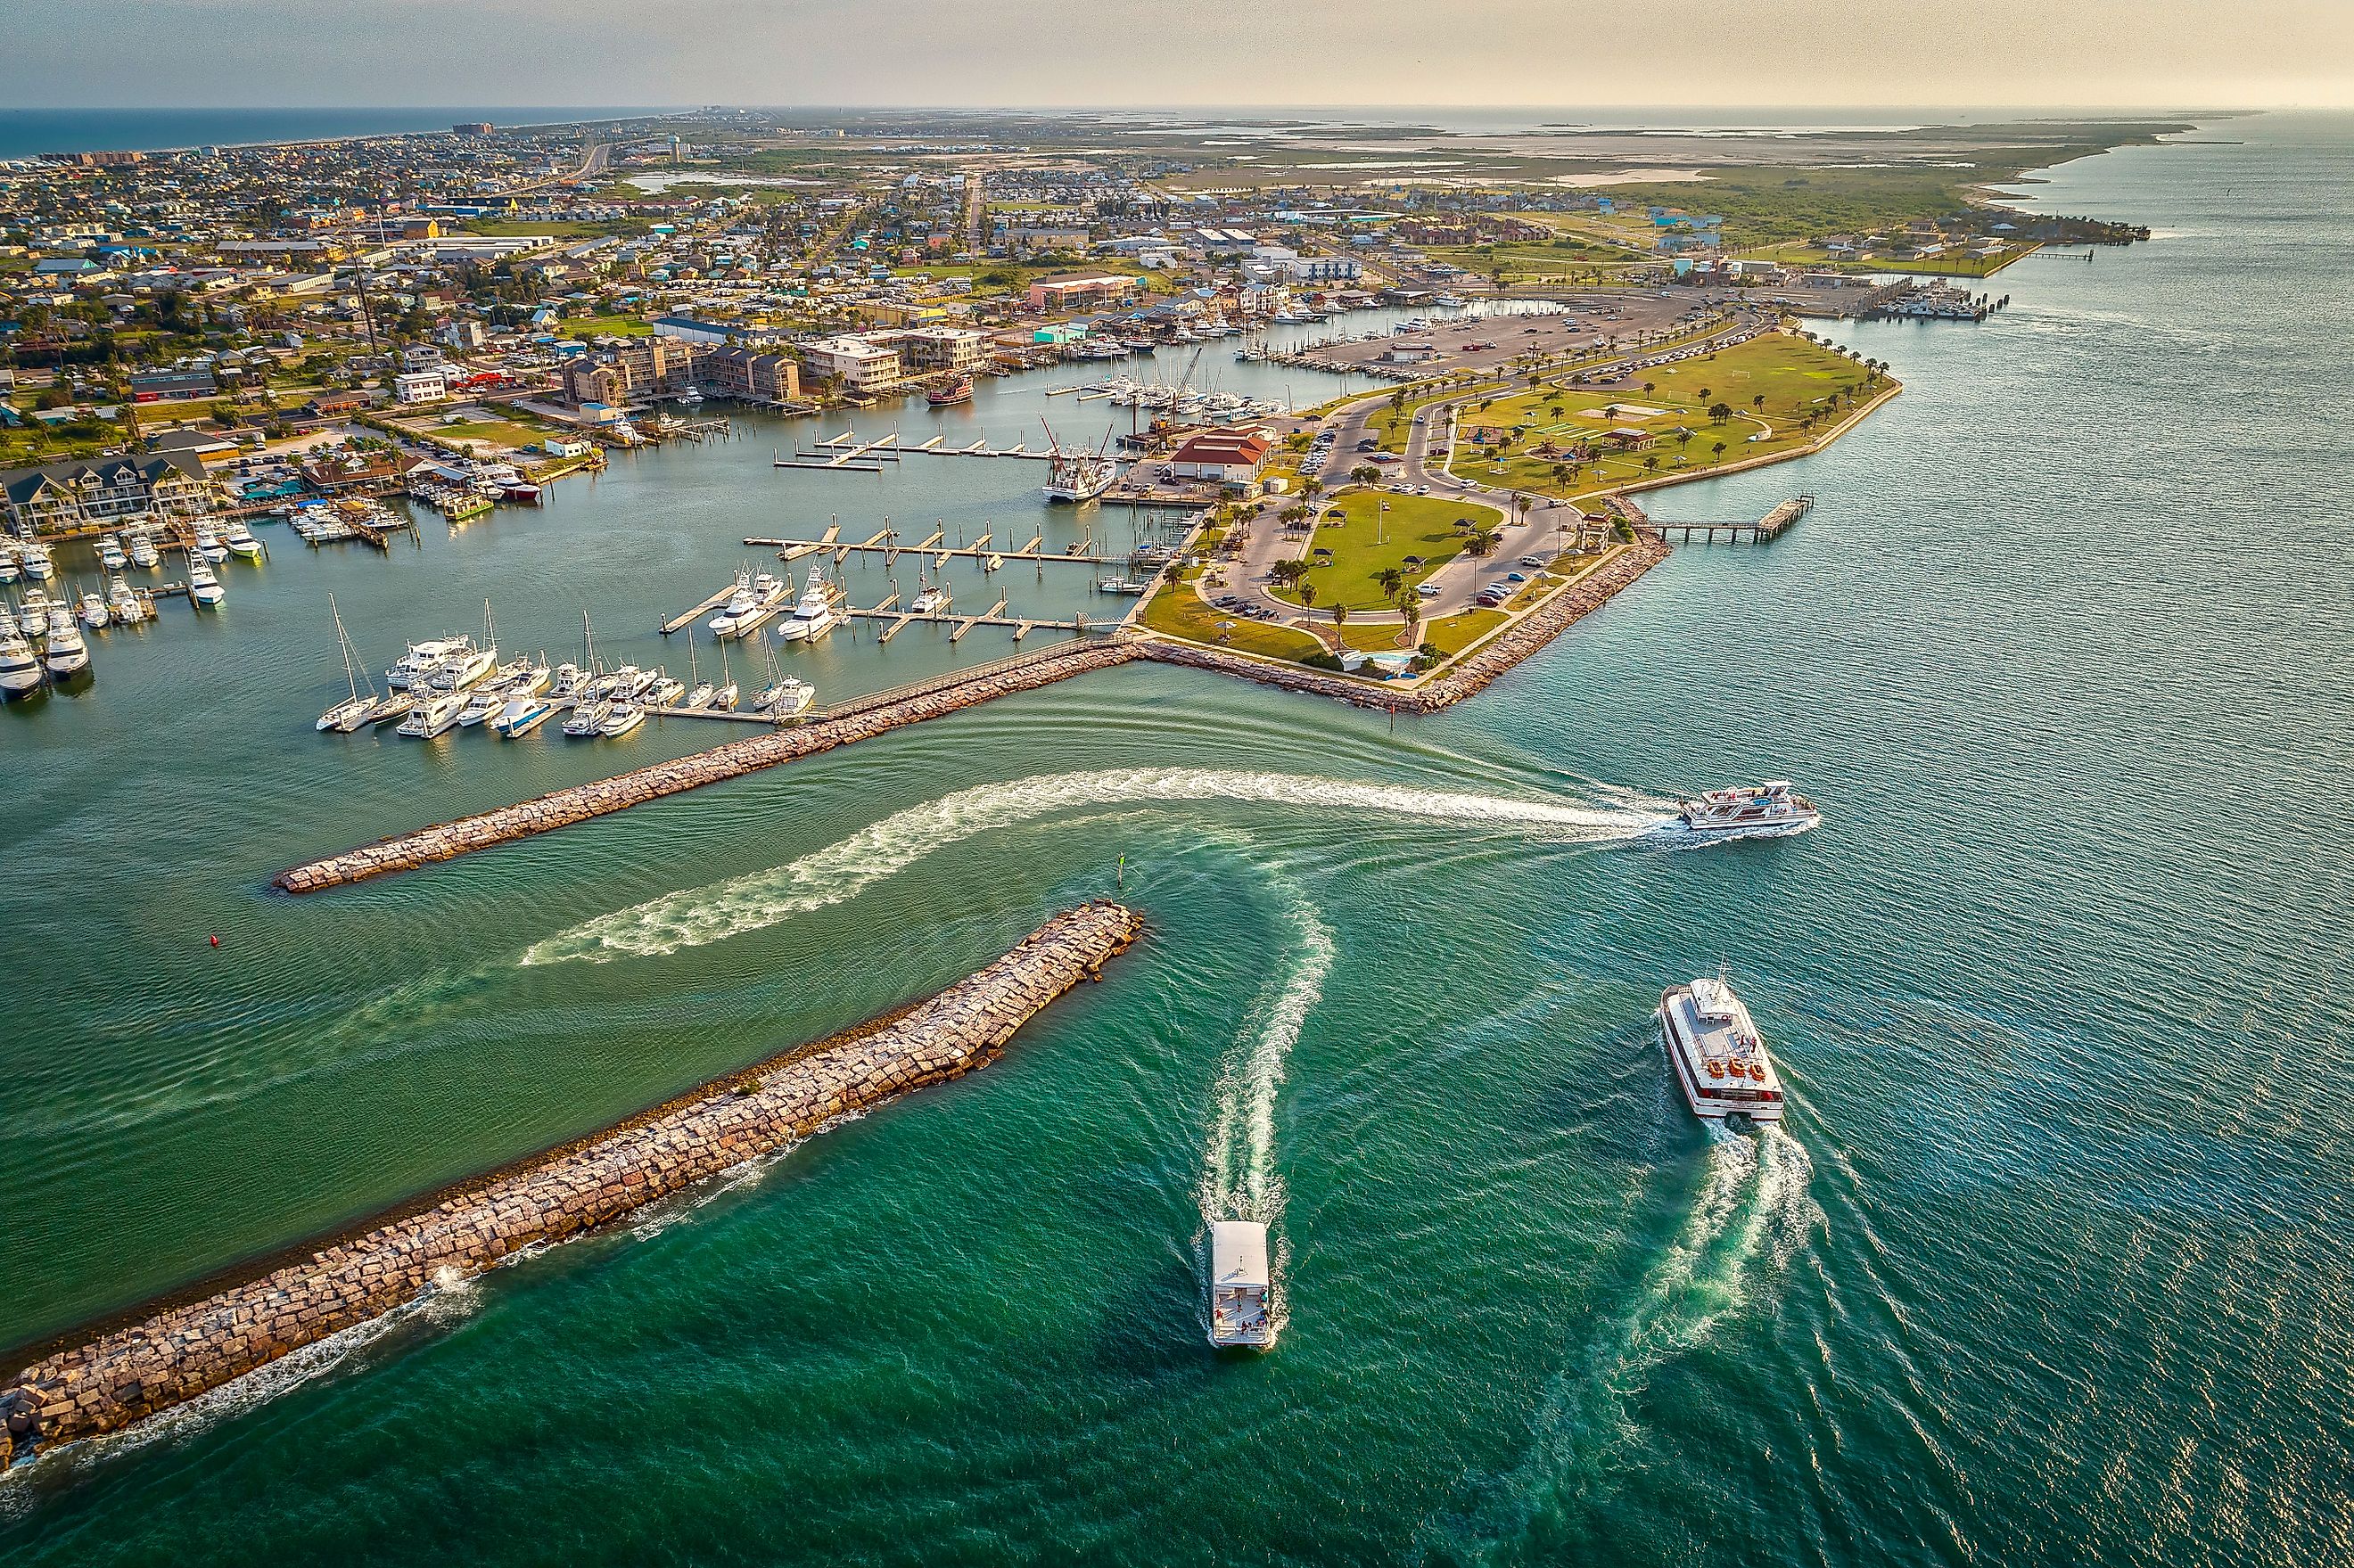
left=276, top=636, right=1141, bottom=893
left=1, top=901, right=1144, bottom=1458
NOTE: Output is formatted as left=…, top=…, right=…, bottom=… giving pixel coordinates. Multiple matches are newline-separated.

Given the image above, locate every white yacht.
left=107, top=576, right=143, bottom=624
left=610, top=664, right=656, bottom=699
left=492, top=694, right=559, bottom=736
left=397, top=686, right=468, bottom=738
left=78, top=589, right=111, bottom=628
left=21, top=540, right=54, bottom=580
left=773, top=571, right=839, bottom=643
left=0, top=622, right=41, bottom=694
left=1208, top=1221, right=1273, bottom=1349
left=457, top=685, right=507, bottom=726
left=706, top=571, right=758, bottom=636
left=388, top=636, right=468, bottom=690
left=1678, top=781, right=1820, bottom=836
left=186, top=556, right=225, bottom=607
left=222, top=521, right=265, bottom=561
left=0, top=545, right=18, bottom=585
left=43, top=608, right=89, bottom=677
left=758, top=673, right=814, bottom=717
left=562, top=699, right=612, bottom=738
left=429, top=643, right=497, bottom=692
left=910, top=583, right=951, bottom=615
left=96, top=534, right=128, bottom=571
left=127, top=530, right=160, bottom=569
left=1658, top=974, right=1786, bottom=1125
left=646, top=673, right=686, bottom=707
left=192, top=524, right=227, bottom=563
left=548, top=662, right=588, bottom=700
left=599, top=701, right=646, bottom=738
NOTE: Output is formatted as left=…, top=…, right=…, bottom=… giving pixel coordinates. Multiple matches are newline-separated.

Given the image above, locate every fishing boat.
left=1208, top=1221, right=1273, bottom=1349
left=78, top=588, right=111, bottom=628
left=491, top=693, right=559, bottom=737
left=772, top=571, right=840, bottom=643
left=1658, top=973, right=1786, bottom=1125
left=107, top=576, right=144, bottom=624
left=127, top=530, right=160, bottom=569
left=926, top=374, right=975, bottom=407
left=191, top=524, right=226, bottom=563
left=599, top=701, right=646, bottom=738
left=186, top=556, right=226, bottom=607
left=562, top=699, right=612, bottom=737
left=96, top=534, right=127, bottom=571
left=43, top=608, right=89, bottom=677
left=222, top=521, right=265, bottom=561
left=646, top=672, right=686, bottom=707
left=396, top=686, right=468, bottom=738
left=20, top=540, right=54, bottom=581
left=317, top=595, right=383, bottom=733
left=1677, top=781, right=1819, bottom=836
left=707, top=571, right=758, bottom=636
left=0, top=620, right=42, bottom=694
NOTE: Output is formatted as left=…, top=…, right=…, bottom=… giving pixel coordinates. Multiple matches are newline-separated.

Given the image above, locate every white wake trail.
left=522, top=767, right=1666, bottom=965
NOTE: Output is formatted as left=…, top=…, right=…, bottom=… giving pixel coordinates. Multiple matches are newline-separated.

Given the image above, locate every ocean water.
left=2, top=112, right=2350, bottom=1565
left=0, top=107, right=661, bottom=160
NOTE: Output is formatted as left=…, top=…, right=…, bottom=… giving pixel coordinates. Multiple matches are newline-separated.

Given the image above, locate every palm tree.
left=1329, top=602, right=1349, bottom=649
left=1374, top=566, right=1405, bottom=599
left=1711, top=439, right=1728, bottom=460
left=1298, top=579, right=1318, bottom=621
left=1752, top=393, right=1766, bottom=410
left=1301, top=476, right=1322, bottom=501
left=1398, top=594, right=1423, bottom=648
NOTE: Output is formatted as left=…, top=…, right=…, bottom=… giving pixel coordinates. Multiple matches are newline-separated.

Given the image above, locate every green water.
left=3, top=116, right=2350, bottom=1565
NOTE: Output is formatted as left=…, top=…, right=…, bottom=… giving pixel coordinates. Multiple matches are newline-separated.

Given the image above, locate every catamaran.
left=1658, top=973, right=1786, bottom=1126
left=1208, top=1221, right=1273, bottom=1349
left=1677, top=780, right=1819, bottom=836
left=317, top=593, right=383, bottom=733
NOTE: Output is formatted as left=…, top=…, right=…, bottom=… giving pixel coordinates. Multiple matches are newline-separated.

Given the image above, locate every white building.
left=392, top=369, right=449, bottom=404
left=796, top=335, right=903, bottom=393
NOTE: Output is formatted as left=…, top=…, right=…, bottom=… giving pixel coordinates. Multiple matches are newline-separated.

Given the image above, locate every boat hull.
left=1658, top=996, right=1785, bottom=1125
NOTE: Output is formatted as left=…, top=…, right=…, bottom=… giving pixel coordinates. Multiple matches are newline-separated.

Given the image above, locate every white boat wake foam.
left=1427, top=1122, right=1819, bottom=1563
left=522, top=767, right=1667, bottom=965
left=1195, top=885, right=1333, bottom=1348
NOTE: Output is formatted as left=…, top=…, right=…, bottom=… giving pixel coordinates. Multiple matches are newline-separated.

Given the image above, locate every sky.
left=2, top=0, right=2349, bottom=111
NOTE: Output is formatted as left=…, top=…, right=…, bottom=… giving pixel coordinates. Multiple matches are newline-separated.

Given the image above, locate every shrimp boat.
left=1677, top=781, right=1819, bottom=836
left=1208, top=1221, right=1273, bottom=1350
left=316, top=593, right=383, bottom=733
left=1658, top=973, right=1786, bottom=1126
left=1040, top=420, right=1119, bottom=504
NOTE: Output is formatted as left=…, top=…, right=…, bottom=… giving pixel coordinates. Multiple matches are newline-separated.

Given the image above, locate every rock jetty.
left=276, top=637, right=1141, bottom=893
left=1, top=901, right=1143, bottom=1459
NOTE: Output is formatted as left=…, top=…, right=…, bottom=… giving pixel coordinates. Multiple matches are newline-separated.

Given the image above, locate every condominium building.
left=1, top=450, right=219, bottom=538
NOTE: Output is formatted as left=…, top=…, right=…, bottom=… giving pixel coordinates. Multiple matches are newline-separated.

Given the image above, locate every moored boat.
left=599, top=701, right=646, bottom=738
left=42, top=609, right=89, bottom=677
left=1658, top=974, right=1786, bottom=1125
left=0, top=621, right=42, bottom=694
left=186, top=557, right=225, bottom=607
left=772, top=571, right=840, bottom=643
left=396, top=686, right=468, bottom=738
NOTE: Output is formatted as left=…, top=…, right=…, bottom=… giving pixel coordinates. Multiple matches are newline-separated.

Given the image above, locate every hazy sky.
left=4, top=0, right=2348, bottom=110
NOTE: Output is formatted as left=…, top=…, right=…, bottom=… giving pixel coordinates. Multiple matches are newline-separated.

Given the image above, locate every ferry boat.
left=1208, top=1221, right=1273, bottom=1349
left=1658, top=974, right=1786, bottom=1125
left=0, top=622, right=42, bottom=694
left=397, top=687, right=468, bottom=738
left=43, top=609, right=90, bottom=677
left=926, top=374, right=975, bottom=407
left=1677, top=780, right=1819, bottom=836
left=186, top=556, right=226, bottom=607
left=773, top=571, right=840, bottom=643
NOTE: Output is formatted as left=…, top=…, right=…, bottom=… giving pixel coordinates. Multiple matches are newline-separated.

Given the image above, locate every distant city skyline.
left=2, top=0, right=2349, bottom=111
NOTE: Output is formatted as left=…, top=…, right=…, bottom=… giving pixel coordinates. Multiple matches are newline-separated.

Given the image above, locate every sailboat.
left=711, top=639, right=740, bottom=710
left=681, top=633, right=716, bottom=710
left=754, top=640, right=814, bottom=717
left=317, top=593, right=383, bottom=732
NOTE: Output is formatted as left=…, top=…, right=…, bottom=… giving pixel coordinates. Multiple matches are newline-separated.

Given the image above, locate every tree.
left=1301, top=476, right=1322, bottom=501
left=1467, top=526, right=1502, bottom=556
left=1298, top=579, right=1318, bottom=620
left=1711, top=440, right=1728, bottom=460
left=1374, top=566, right=1406, bottom=600
left=1397, top=594, right=1423, bottom=647
left=1752, top=393, right=1766, bottom=410
left=1708, top=401, right=1733, bottom=425
left=1330, top=603, right=1349, bottom=646
left=1350, top=464, right=1379, bottom=485
left=1698, top=387, right=1711, bottom=402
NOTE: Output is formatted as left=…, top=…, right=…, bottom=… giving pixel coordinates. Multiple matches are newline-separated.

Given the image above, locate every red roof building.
left=1165, top=429, right=1272, bottom=483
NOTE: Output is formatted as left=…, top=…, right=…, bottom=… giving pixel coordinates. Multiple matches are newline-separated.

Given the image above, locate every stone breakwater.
left=276, top=637, right=1142, bottom=893
left=1139, top=538, right=1670, bottom=713
left=0, top=902, right=1143, bottom=1459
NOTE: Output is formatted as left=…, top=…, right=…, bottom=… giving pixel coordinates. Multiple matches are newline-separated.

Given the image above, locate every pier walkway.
left=1, top=903, right=1141, bottom=1457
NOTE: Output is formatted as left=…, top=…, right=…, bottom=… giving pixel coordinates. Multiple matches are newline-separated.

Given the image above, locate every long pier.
left=743, top=536, right=1119, bottom=567
left=0, top=903, right=1142, bottom=1458
left=1644, top=494, right=1814, bottom=543
left=275, top=637, right=1140, bottom=892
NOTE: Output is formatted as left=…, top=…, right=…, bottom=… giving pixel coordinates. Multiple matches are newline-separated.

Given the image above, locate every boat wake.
left=521, top=767, right=1666, bottom=965
left=1424, top=1122, right=1819, bottom=1564
left=1195, top=885, right=1333, bottom=1349
left=1647, top=816, right=1821, bottom=851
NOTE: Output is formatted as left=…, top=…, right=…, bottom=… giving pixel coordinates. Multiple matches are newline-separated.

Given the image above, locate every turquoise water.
left=4, top=114, right=2350, bottom=1564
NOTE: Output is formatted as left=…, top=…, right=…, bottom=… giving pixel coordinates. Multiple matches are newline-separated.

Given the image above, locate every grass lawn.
left=420, top=419, right=545, bottom=451
left=1271, top=488, right=1506, bottom=612
left=1449, top=332, right=1884, bottom=496
left=1364, top=385, right=1475, bottom=452
left=556, top=314, right=654, bottom=338
left=1140, top=571, right=1326, bottom=662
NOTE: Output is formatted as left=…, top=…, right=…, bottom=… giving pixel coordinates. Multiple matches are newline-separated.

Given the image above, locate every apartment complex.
left=1, top=450, right=219, bottom=538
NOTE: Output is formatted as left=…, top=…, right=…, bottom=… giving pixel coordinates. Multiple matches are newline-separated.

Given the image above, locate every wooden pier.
left=1644, top=495, right=1814, bottom=544
left=742, top=535, right=1119, bottom=567
left=661, top=580, right=744, bottom=636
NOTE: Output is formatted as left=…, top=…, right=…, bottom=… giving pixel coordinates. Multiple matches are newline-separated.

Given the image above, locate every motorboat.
left=772, top=572, right=839, bottom=644
left=491, top=694, right=558, bottom=736
left=548, top=662, right=587, bottom=700
left=457, top=685, right=507, bottom=727
left=609, top=664, right=655, bottom=699
left=96, top=534, right=127, bottom=570
left=107, top=576, right=144, bottom=624
left=192, top=524, right=227, bottom=563
left=0, top=546, right=18, bottom=585
left=78, top=590, right=111, bottom=628
left=0, top=622, right=42, bottom=694
left=1208, top=1221, right=1273, bottom=1349
left=758, top=674, right=815, bottom=717
left=186, top=556, right=225, bottom=607
left=20, top=541, right=54, bottom=581
left=504, top=657, right=553, bottom=698
left=598, top=701, right=646, bottom=738
left=42, top=608, right=89, bottom=677
left=428, top=643, right=497, bottom=692
left=1677, top=780, right=1819, bottom=836
left=562, top=699, right=612, bottom=737
left=646, top=673, right=686, bottom=707
left=127, top=530, right=160, bottom=569
left=1658, top=973, right=1786, bottom=1125
left=223, top=522, right=265, bottom=560
left=910, top=583, right=951, bottom=616
left=388, top=636, right=469, bottom=690
left=707, top=571, right=758, bottom=636
left=396, top=686, right=468, bottom=738
left=18, top=588, right=55, bottom=628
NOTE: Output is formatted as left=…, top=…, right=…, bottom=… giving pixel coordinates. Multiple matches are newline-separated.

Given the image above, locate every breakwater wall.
left=1139, top=537, right=1670, bottom=714
left=276, top=636, right=1141, bottom=893
left=2, top=902, right=1143, bottom=1458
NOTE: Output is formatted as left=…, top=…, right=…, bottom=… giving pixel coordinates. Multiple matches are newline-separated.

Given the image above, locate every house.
left=392, top=370, right=449, bottom=404
left=1165, top=429, right=1272, bottom=484
left=0, top=450, right=218, bottom=536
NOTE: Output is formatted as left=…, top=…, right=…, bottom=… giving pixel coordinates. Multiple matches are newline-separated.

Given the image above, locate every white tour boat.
left=1658, top=974, right=1786, bottom=1125
left=1678, top=780, right=1819, bottom=836
left=1208, top=1221, right=1273, bottom=1349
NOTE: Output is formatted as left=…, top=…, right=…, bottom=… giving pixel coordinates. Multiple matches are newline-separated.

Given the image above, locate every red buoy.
left=209, top=934, right=219, bottom=947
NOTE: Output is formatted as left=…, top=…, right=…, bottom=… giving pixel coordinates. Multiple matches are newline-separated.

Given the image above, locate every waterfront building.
left=796, top=335, right=904, bottom=394
left=1165, top=430, right=1272, bottom=485
left=1, top=451, right=218, bottom=538
left=698, top=345, right=801, bottom=406
left=1025, top=274, right=1142, bottom=312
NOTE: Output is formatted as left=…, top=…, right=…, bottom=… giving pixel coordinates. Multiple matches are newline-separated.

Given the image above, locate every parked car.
left=1519, top=555, right=1544, bottom=567
left=1417, top=583, right=1441, bottom=598
left=1505, top=571, right=1527, bottom=582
